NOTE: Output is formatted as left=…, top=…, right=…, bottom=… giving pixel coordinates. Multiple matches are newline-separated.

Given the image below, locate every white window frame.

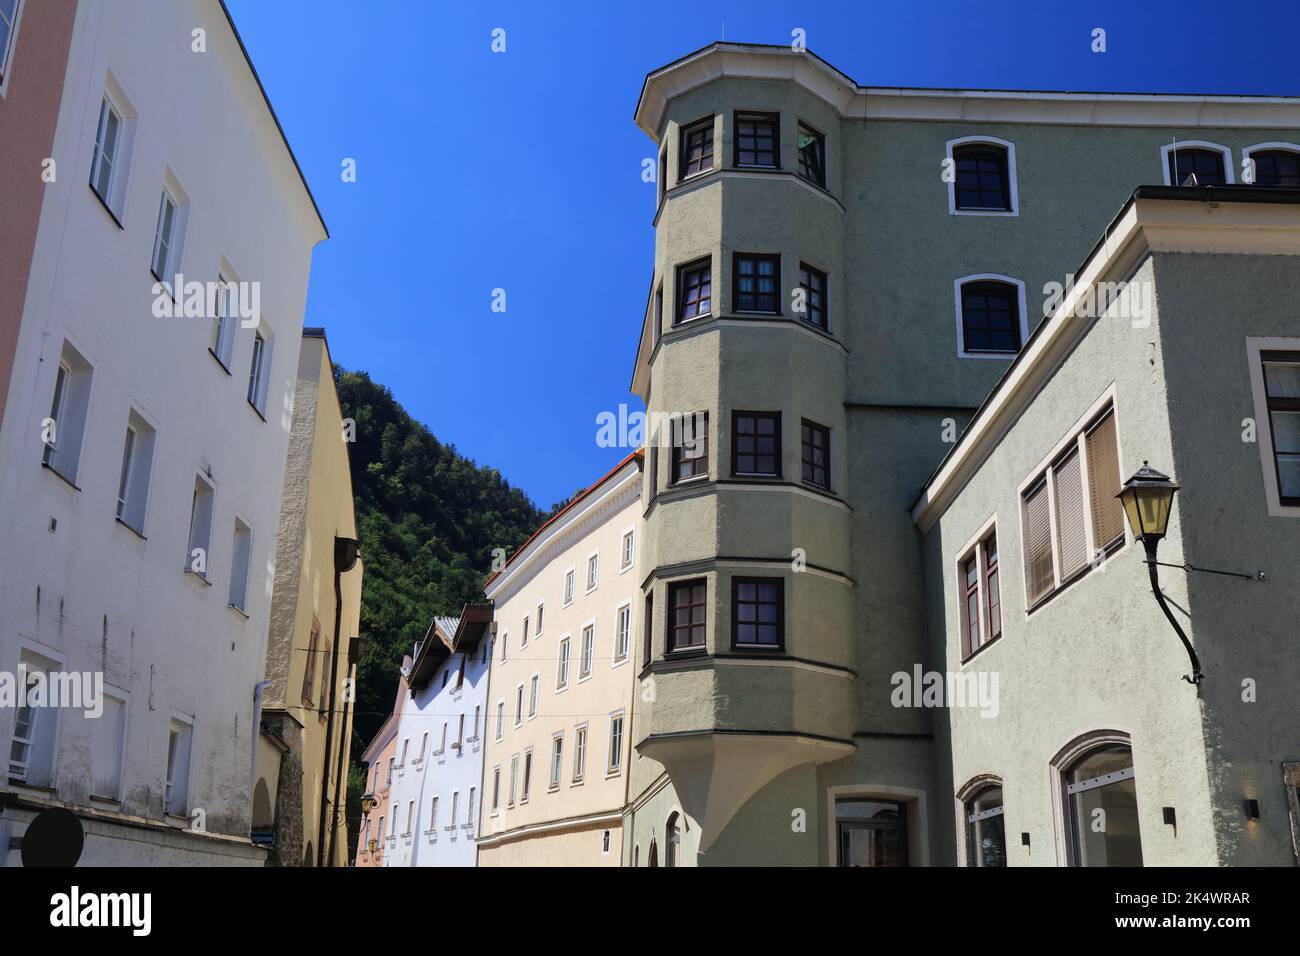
left=185, top=471, right=216, bottom=580
left=228, top=515, right=253, bottom=613
left=953, top=274, right=1029, bottom=360
left=514, top=683, right=524, bottom=727
left=521, top=748, right=533, bottom=803
left=578, top=620, right=596, bottom=681
left=115, top=406, right=157, bottom=535
left=521, top=614, right=529, bottom=648
left=535, top=601, right=545, bottom=636
left=1242, top=142, right=1300, bottom=185
left=612, top=602, right=633, bottom=666
left=620, top=526, right=636, bottom=572
left=572, top=723, right=588, bottom=784
left=556, top=635, right=571, bottom=690
left=1247, top=337, right=1300, bottom=517
left=164, top=713, right=194, bottom=817
left=548, top=733, right=564, bottom=792
left=89, top=687, right=129, bottom=802
left=1160, top=140, right=1234, bottom=186
left=491, top=765, right=501, bottom=814
left=150, top=180, right=188, bottom=286
left=208, top=267, right=239, bottom=369
left=527, top=674, right=539, bottom=720
left=607, top=710, right=625, bottom=775
left=585, top=549, right=600, bottom=593
left=8, top=644, right=64, bottom=788
left=246, top=319, right=274, bottom=417
left=41, top=339, right=94, bottom=485
left=946, top=135, right=1019, bottom=218
left=495, top=698, right=505, bottom=740
left=563, top=567, right=576, bottom=606
left=508, top=754, right=519, bottom=807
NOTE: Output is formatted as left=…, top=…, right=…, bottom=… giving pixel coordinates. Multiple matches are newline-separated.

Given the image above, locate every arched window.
left=949, top=139, right=1015, bottom=213
left=647, top=837, right=659, bottom=867
left=1163, top=142, right=1231, bottom=186
left=666, top=812, right=681, bottom=867
left=963, top=784, right=1006, bottom=867
left=1247, top=146, right=1300, bottom=187
left=956, top=276, right=1025, bottom=357
left=1064, top=743, right=1143, bottom=867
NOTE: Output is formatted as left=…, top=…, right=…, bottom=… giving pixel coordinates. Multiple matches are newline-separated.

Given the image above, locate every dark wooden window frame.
left=953, top=142, right=1012, bottom=211
left=675, top=257, right=712, bottom=325
left=800, top=419, right=830, bottom=490
left=1250, top=149, right=1300, bottom=187
left=670, top=412, right=709, bottom=484
left=732, top=252, right=781, bottom=315
left=679, top=116, right=715, bottom=181
left=1166, top=146, right=1228, bottom=186
left=797, top=121, right=826, bottom=187
left=667, top=578, right=707, bottom=653
left=798, top=261, right=828, bottom=330
left=1262, top=350, right=1300, bottom=506
left=731, top=410, right=782, bottom=478
left=731, top=576, right=785, bottom=650
left=734, top=111, right=780, bottom=168
left=960, top=280, right=1022, bottom=355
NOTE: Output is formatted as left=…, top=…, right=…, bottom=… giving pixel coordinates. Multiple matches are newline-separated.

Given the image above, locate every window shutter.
left=1086, top=412, right=1125, bottom=550
left=1054, top=448, right=1088, bottom=579
left=1022, top=479, right=1054, bottom=604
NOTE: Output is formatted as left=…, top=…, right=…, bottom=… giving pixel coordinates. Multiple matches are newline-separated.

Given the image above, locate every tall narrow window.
left=449, top=793, right=458, bottom=828
left=164, top=719, right=193, bottom=816
left=522, top=750, right=533, bottom=801
left=668, top=579, right=706, bottom=652
left=580, top=624, right=595, bottom=679
left=514, top=684, right=524, bottom=727
left=621, top=530, right=635, bottom=570
left=965, top=786, right=1006, bottom=868
left=608, top=713, right=624, bottom=773
left=302, top=619, right=320, bottom=704
left=528, top=675, right=538, bottom=718
left=586, top=552, right=599, bottom=591
left=734, top=112, right=778, bottom=167
left=1022, top=477, right=1054, bottom=606
left=654, top=283, right=664, bottom=343
left=960, top=280, right=1022, bottom=355
left=115, top=410, right=156, bottom=533
left=466, top=787, right=475, bottom=826
left=983, top=533, right=1001, bottom=644
left=1065, top=744, right=1143, bottom=867
left=509, top=755, right=518, bottom=806
left=90, top=97, right=123, bottom=208
left=228, top=518, right=252, bottom=611
left=952, top=141, right=1011, bottom=211
left=151, top=191, right=179, bottom=282
left=671, top=412, right=708, bottom=483
left=1250, top=148, right=1300, bottom=187
left=495, top=700, right=504, bottom=740
left=556, top=638, right=570, bottom=689
left=247, top=330, right=270, bottom=413
left=798, top=262, right=828, bottom=330
left=614, top=604, right=631, bottom=663
left=572, top=725, right=587, bottom=783
left=643, top=593, right=653, bottom=668
left=1053, top=446, right=1089, bottom=581
left=563, top=569, right=575, bottom=605
left=209, top=275, right=236, bottom=367
left=521, top=615, right=529, bottom=648
left=676, top=259, right=712, bottom=324
left=42, top=341, right=93, bottom=483
left=492, top=767, right=501, bottom=810
left=666, top=812, right=682, bottom=867
left=733, top=253, right=780, bottom=314
left=549, top=735, right=564, bottom=790
left=801, top=420, right=830, bottom=489
left=1085, top=411, right=1126, bottom=548
left=797, top=122, right=825, bottom=186
left=1262, top=351, right=1300, bottom=504
left=90, top=694, right=127, bottom=801
left=536, top=603, right=544, bottom=635
left=8, top=654, right=57, bottom=787
left=679, top=117, right=714, bottom=180
left=185, top=473, right=215, bottom=578
left=958, top=528, right=1002, bottom=660
left=732, top=578, right=783, bottom=649
left=0, top=0, right=21, bottom=82
left=732, top=411, right=780, bottom=477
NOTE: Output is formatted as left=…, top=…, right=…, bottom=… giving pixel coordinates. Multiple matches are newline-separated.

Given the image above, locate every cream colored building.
left=476, top=452, right=642, bottom=866
left=254, top=329, right=363, bottom=866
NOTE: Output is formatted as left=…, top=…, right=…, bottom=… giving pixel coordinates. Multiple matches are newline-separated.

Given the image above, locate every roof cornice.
left=635, top=42, right=1300, bottom=139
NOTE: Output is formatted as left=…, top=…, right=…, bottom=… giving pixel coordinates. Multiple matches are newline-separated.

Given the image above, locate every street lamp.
left=1116, top=462, right=1202, bottom=686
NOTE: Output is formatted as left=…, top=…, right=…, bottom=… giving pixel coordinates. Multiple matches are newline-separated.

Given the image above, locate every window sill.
left=606, top=768, right=623, bottom=779
left=227, top=602, right=249, bottom=620
left=670, top=474, right=709, bottom=488
left=183, top=567, right=212, bottom=587
left=731, top=642, right=786, bottom=654
left=208, top=348, right=232, bottom=375
left=952, top=206, right=1017, bottom=218
left=732, top=472, right=783, bottom=481
left=958, top=349, right=1018, bottom=361
left=41, top=461, right=81, bottom=492
left=664, top=646, right=708, bottom=662
left=246, top=399, right=267, bottom=423
left=554, top=683, right=569, bottom=694
left=733, top=163, right=781, bottom=172
left=619, top=562, right=634, bottom=575
left=89, top=182, right=125, bottom=229
left=577, top=672, right=593, bottom=684
left=114, top=516, right=147, bottom=540
left=961, top=633, right=1003, bottom=667
left=611, top=655, right=629, bottom=669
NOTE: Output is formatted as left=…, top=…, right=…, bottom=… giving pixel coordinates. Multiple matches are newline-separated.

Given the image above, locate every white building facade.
left=383, top=608, right=493, bottom=867
left=0, top=0, right=326, bottom=865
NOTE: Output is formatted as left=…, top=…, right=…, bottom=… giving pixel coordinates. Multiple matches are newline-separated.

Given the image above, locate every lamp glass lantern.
left=1117, top=461, right=1179, bottom=542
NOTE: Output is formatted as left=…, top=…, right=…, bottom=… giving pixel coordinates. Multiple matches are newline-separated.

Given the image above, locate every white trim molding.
left=953, top=273, right=1029, bottom=359
left=1242, top=141, right=1300, bottom=184
left=946, top=136, right=1019, bottom=217
left=1160, top=140, right=1235, bottom=186
left=1245, top=336, right=1300, bottom=517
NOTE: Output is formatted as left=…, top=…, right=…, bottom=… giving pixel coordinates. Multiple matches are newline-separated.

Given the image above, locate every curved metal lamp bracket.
left=1144, top=539, right=1204, bottom=686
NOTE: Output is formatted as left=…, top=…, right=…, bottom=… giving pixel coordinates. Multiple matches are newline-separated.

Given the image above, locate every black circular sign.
left=21, top=808, right=84, bottom=867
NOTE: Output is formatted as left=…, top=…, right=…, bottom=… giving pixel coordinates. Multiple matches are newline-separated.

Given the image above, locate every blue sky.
left=225, top=0, right=1296, bottom=510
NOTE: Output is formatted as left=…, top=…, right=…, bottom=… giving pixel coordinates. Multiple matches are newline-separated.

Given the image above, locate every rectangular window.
left=495, top=700, right=504, bottom=740
left=643, top=593, right=653, bottom=667
left=732, top=577, right=783, bottom=648
left=733, top=253, right=780, bottom=314
left=449, top=792, right=458, bottom=828
left=675, top=258, right=712, bottom=324
left=732, top=411, right=781, bottom=477
left=801, top=419, right=830, bottom=489
left=580, top=624, right=595, bottom=679
left=798, top=262, right=828, bottom=330
left=417, top=732, right=427, bottom=763
left=654, top=283, right=664, bottom=344
left=679, top=117, right=714, bottom=179
left=8, top=653, right=56, bottom=786
left=164, top=718, right=193, bottom=816
left=209, top=275, right=236, bottom=368
left=671, top=412, right=709, bottom=483
left=573, top=725, right=587, bottom=783
left=668, top=579, right=707, bottom=651
left=429, top=796, right=438, bottom=832
left=185, top=473, right=215, bottom=578
left=586, top=552, right=599, bottom=591
left=614, top=604, right=631, bottom=663
left=735, top=111, right=779, bottom=167
left=549, top=735, right=563, bottom=790
left=455, top=713, right=464, bottom=748
left=471, top=705, right=480, bottom=740
left=536, top=602, right=544, bottom=635
left=466, top=787, right=475, bottom=827
left=1262, top=351, right=1300, bottom=504
left=621, top=529, right=635, bottom=569
left=405, top=799, right=415, bottom=835
left=228, top=518, right=252, bottom=611
left=509, top=755, right=518, bottom=806
left=115, top=410, right=156, bottom=533
left=150, top=190, right=179, bottom=282
left=514, top=684, right=524, bottom=727
left=958, top=528, right=1002, bottom=660
left=492, top=767, right=501, bottom=810
left=90, top=693, right=127, bottom=800
left=440, top=723, right=447, bottom=753
left=247, top=328, right=272, bottom=414
left=557, top=637, right=570, bottom=689
left=797, top=122, right=826, bottom=186
left=0, top=0, right=21, bottom=82
left=522, top=749, right=533, bottom=802
left=658, top=148, right=667, bottom=202
left=521, top=615, right=529, bottom=648
left=90, top=97, right=123, bottom=207
left=608, top=713, right=624, bottom=774
left=1021, top=405, right=1125, bottom=607
left=528, top=675, right=538, bottom=718
left=564, top=569, right=575, bottom=605
left=42, top=341, right=93, bottom=484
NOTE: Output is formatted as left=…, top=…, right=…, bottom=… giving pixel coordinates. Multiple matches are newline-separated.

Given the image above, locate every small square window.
left=733, top=253, right=780, bottom=314
left=735, top=112, right=779, bottom=168
left=732, top=411, right=781, bottom=477
left=732, top=577, right=783, bottom=649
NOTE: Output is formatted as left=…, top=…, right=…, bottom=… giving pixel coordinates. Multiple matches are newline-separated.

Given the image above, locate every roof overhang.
left=912, top=185, right=1300, bottom=533
left=635, top=42, right=1300, bottom=141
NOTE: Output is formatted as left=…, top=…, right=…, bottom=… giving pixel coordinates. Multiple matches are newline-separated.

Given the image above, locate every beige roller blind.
left=1086, top=411, right=1125, bottom=550
left=1054, top=447, right=1088, bottom=578
left=1022, top=478, right=1055, bottom=604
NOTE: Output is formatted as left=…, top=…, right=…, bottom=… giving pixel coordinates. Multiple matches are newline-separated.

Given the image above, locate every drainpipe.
left=318, top=536, right=359, bottom=867
left=327, top=645, right=360, bottom=868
